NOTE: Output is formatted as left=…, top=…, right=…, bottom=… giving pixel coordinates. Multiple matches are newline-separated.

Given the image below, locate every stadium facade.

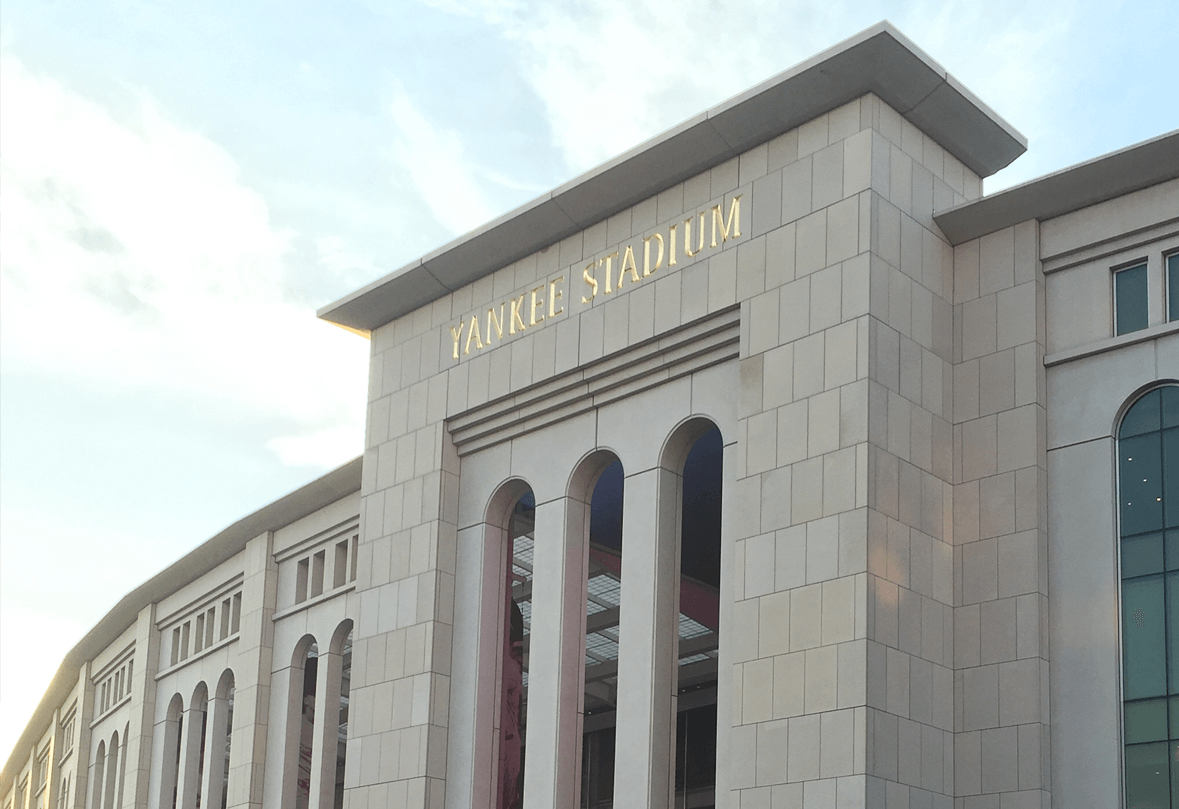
left=5, top=22, right=1179, bottom=809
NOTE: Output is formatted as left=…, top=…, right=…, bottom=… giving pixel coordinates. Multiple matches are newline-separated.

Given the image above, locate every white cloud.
left=0, top=500, right=171, bottom=759
left=0, top=52, right=367, bottom=467
left=316, top=234, right=381, bottom=281
left=413, top=0, right=1088, bottom=187
left=415, top=0, right=859, bottom=173
left=385, top=80, right=496, bottom=236
left=266, top=424, right=365, bottom=468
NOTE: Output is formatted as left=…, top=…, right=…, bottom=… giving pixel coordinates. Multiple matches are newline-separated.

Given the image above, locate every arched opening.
left=496, top=488, right=534, bottom=809
left=118, top=723, right=128, bottom=809
left=672, top=423, right=722, bottom=809
left=159, top=694, right=184, bottom=809
left=103, top=730, right=119, bottom=809
left=331, top=621, right=354, bottom=809
left=577, top=454, right=624, bottom=809
left=189, top=683, right=209, bottom=809
left=1118, top=384, right=1179, bottom=807
left=213, top=670, right=235, bottom=809
left=291, top=637, right=319, bottom=809
left=91, top=741, right=105, bottom=809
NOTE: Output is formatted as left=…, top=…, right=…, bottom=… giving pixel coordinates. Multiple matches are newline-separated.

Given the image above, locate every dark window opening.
left=580, top=726, right=616, bottom=809
left=221, top=686, right=234, bottom=809
left=498, top=493, right=533, bottom=809
left=1116, top=263, right=1149, bottom=336
left=334, top=633, right=352, bottom=809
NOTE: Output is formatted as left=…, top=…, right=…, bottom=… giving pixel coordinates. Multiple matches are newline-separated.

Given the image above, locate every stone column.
left=308, top=648, right=343, bottom=809
left=612, top=465, right=678, bottom=809
left=123, top=604, right=160, bottom=809
left=153, top=708, right=182, bottom=809
left=522, top=495, right=589, bottom=809
left=198, top=692, right=231, bottom=809
left=232, top=531, right=278, bottom=809
left=714, top=438, right=740, bottom=806
left=263, top=652, right=306, bottom=809
left=174, top=702, right=205, bottom=809
left=951, top=221, right=1050, bottom=805
left=61, top=663, right=95, bottom=809
left=446, top=518, right=511, bottom=809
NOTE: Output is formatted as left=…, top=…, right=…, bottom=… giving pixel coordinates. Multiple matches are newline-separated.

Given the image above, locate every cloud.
left=385, top=79, right=497, bottom=236
left=0, top=52, right=367, bottom=467
left=266, top=425, right=365, bottom=468
left=413, top=0, right=859, bottom=173
left=412, top=0, right=1088, bottom=188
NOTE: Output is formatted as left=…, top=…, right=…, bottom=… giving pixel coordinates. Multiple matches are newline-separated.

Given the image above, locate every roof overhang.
left=319, top=21, right=1027, bottom=333
left=934, top=129, right=1179, bottom=244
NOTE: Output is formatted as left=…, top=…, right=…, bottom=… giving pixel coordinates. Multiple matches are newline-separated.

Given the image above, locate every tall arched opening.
left=1118, top=384, right=1179, bottom=806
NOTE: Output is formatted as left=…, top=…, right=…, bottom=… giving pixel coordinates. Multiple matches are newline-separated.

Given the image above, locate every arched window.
left=104, top=731, right=117, bottom=809
left=103, top=731, right=119, bottom=809
left=159, top=694, right=184, bottom=809
left=673, top=425, right=722, bottom=807
left=497, top=490, right=533, bottom=809
left=580, top=456, right=624, bottom=809
left=117, top=723, right=128, bottom=809
left=189, top=685, right=209, bottom=809
left=333, top=628, right=352, bottom=809
left=91, top=741, right=105, bottom=809
left=212, top=671, right=235, bottom=809
left=293, top=640, right=319, bottom=809
left=1119, top=384, right=1179, bottom=807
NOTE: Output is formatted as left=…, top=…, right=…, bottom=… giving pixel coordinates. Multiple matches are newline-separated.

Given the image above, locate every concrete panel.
left=1047, top=439, right=1122, bottom=809
left=596, top=376, right=693, bottom=475
left=1045, top=342, right=1156, bottom=449
left=1045, top=262, right=1110, bottom=356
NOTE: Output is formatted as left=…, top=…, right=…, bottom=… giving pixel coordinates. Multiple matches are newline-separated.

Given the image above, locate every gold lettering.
left=602, top=252, right=618, bottom=294
left=449, top=322, right=464, bottom=360
left=549, top=276, right=565, bottom=318
left=463, top=313, right=483, bottom=354
left=486, top=304, right=505, bottom=344
left=643, top=233, right=664, bottom=276
left=509, top=295, right=526, bottom=334
left=581, top=262, right=599, bottom=303
left=668, top=224, right=677, bottom=266
left=711, top=195, right=742, bottom=247
left=619, top=246, right=640, bottom=287
left=529, top=285, right=545, bottom=327
left=683, top=217, right=699, bottom=257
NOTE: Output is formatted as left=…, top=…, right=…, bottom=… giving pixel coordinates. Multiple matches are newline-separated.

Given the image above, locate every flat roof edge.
left=319, top=22, right=1026, bottom=332
left=1, top=456, right=363, bottom=784
left=934, top=129, right=1179, bottom=244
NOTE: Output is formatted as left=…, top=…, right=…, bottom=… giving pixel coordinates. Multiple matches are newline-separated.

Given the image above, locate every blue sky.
left=1, top=0, right=1176, bottom=759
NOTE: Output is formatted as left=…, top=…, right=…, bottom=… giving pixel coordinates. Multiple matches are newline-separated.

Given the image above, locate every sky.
left=1, top=0, right=1176, bottom=762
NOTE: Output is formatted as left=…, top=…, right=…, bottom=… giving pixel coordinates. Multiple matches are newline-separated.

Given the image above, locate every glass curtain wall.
left=1119, top=385, right=1179, bottom=808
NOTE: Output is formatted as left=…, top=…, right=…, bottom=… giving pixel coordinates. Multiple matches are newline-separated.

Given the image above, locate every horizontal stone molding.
left=448, top=307, right=740, bottom=456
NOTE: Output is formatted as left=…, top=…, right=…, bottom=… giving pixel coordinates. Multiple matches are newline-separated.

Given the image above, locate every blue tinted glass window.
left=1116, top=263, right=1149, bottom=336
left=1168, top=253, right=1178, bottom=323
left=1121, top=386, right=1179, bottom=806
